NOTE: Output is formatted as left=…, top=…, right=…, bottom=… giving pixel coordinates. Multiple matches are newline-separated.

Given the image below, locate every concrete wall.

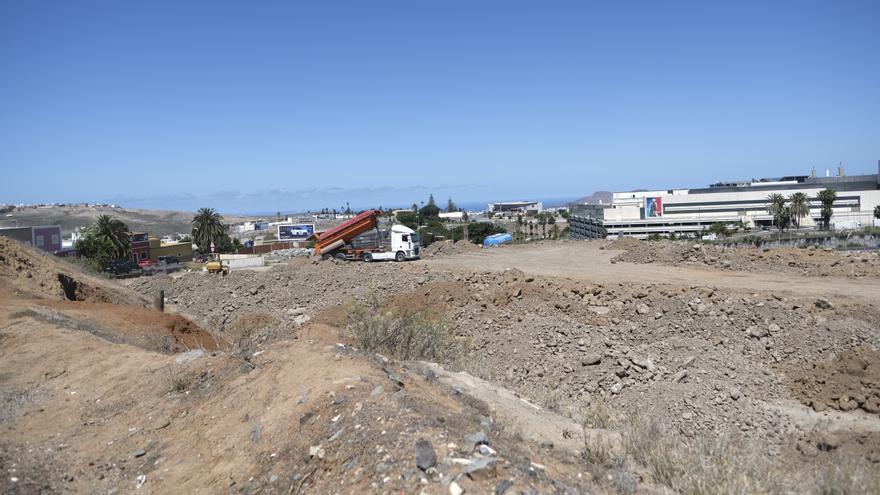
left=0, top=227, right=33, bottom=244
left=219, top=255, right=265, bottom=269
left=1, top=226, right=63, bottom=253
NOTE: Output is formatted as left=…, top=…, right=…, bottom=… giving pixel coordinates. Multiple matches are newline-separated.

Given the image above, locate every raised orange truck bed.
left=311, top=210, right=380, bottom=255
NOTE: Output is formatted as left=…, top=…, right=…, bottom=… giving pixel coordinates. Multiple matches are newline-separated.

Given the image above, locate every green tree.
left=766, top=193, right=787, bottom=233
left=446, top=197, right=457, bottom=212
left=462, top=210, right=469, bottom=222
left=395, top=211, right=419, bottom=230
left=214, top=234, right=243, bottom=253
left=419, top=202, right=441, bottom=218
left=191, top=207, right=226, bottom=252
left=427, top=194, right=436, bottom=207
left=76, top=233, right=121, bottom=270
left=817, top=189, right=837, bottom=230
left=780, top=206, right=792, bottom=231
left=709, top=222, right=732, bottom=238
left=874, top=204, right=880, bottom=220
left=466, top=222, right=507, bottom=244
left=419, top=218, right=450, bottom=246
left=90, top=215, right=131, bottom=259
left=788, top=192, right=810, bottom=229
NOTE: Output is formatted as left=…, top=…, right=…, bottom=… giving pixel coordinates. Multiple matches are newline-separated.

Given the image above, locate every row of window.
left=34, top=234, right=60, bottom=247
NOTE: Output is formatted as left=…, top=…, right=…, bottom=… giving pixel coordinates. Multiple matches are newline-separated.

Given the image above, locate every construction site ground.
left=2, top=236, right=879, bottom=494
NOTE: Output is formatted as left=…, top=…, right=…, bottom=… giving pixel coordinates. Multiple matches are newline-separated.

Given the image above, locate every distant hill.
left=0, top=206, right=255, bottom=237
left=570, top=191, right=613, bottom=205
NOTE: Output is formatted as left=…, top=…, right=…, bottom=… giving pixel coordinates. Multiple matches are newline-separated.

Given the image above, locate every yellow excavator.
left=206, top=259, right=229, bottom=275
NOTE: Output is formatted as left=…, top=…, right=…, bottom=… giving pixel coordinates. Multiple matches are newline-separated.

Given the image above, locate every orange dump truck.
left=311, top=210, right=421, bottom=262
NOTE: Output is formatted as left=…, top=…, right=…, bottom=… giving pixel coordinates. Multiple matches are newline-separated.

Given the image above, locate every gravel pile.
left=422, top=240, right=482, bottom=257
left=128, top=256, right=880, bottom=456
left=263, top=247, right=313, bottom=263
left=611, top=240, right=880, bottom=278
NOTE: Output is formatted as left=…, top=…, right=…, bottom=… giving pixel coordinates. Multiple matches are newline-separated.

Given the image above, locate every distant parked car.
left=103, top=260, right=142, bottom=277
left=158, top=255, right=180, bottom=265
left=138, top=259, right=156, bottom=269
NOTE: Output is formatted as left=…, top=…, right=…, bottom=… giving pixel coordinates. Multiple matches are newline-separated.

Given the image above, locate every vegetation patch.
left=346, top=299, right=468, bottom=363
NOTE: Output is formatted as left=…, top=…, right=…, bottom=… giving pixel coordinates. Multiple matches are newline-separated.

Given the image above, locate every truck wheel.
left=362, top=253, right=373, bottom=262
left=395, top=251, right=406, bottom=262
left=335, top=252, right=347, bottom=261
left=322, top=254, right=333, bottom=261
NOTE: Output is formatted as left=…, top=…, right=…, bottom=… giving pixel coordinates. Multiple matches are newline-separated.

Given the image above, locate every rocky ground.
left=610, top=238, right=880, bottom=278
left=422, top=240, right=483, bottom=257
left=128, top=258, right=880, bottom=434
left=3, top=236, right=880, bottom=494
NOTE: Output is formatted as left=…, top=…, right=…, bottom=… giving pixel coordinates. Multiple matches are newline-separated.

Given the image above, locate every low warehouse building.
left=0, top=225, right=62, bottom=253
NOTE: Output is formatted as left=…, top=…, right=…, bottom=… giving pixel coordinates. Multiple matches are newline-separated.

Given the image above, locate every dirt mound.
left=422, top=239, right=482, bottom=257
left=0, top=302, right=601, bottom=494
left=611, top=239, right=880, bottom=278
left=0, top=236, right=147, bottom=305
left=608, top=236, right=642, bottom=250
left=788, top=346, right=880, bottom=415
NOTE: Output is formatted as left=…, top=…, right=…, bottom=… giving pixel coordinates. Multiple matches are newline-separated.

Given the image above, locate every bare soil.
left=3, top=236, right=880, bottom=493
left=788, top=346, right=880, bottom=415
left=609, top=238, right=880, bottom=278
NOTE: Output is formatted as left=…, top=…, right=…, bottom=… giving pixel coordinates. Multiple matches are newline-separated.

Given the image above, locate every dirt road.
left=423, top=242, right=880, bottom=303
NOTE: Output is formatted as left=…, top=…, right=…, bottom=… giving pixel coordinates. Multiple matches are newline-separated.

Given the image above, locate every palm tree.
left=788, top=192, right=810, bottom=229
left=90, top=215, right=130, bottom=259
left=191, top=207, right=226, bottom=252
left=817, top=189, right=837, bottom=230
left=766, top=193, right=787, bottom=233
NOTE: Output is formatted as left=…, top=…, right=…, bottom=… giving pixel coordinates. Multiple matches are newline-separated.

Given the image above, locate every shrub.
left=582, top=432, right=617, bottom=466
left=814, top=453, right=880, bottom=495
left=466, top=222, right=508, bottom=245
left=346, top=300, right=467, bottom=363
left=620, top=415, right=787, bottom=495
left=166, top=370, right=191, bottom=393
left=581, top=397, right=615, bottom=429
left=708, top=222, right=733, bottom=238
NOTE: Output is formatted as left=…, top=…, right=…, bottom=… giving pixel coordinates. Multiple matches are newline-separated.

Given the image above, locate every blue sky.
left=1, top=1, right=878, bottom=213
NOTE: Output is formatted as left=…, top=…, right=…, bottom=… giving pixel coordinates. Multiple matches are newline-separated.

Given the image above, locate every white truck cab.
left=362, top=224, right=421, bottom=262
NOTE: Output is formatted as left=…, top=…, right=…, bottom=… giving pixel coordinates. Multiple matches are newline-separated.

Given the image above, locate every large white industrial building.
left=487, top=200, right=543, bottom=216
left=570, top=163, right=880, bottom=239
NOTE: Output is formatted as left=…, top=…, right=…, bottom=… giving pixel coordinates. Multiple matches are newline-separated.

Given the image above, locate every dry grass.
left=814, top=453, right=880, bottom=495
left=581, top=397, right=616, bottom=429
left=610, top=415, right=880, bottom=495
left=226, top=312, right=280, bottom=350
left=582, top=432, right=618, bottom=467
left=347, top=300, right=468, bottom=363
left=167, top=372, right=190, bottom=393
left=580, top=398, right=624, bottom=469
left=620, top=416, right=782, bottom=495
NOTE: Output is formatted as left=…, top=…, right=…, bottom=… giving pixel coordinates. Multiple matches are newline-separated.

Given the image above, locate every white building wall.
left=600, top=179, right=880, bottom=238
